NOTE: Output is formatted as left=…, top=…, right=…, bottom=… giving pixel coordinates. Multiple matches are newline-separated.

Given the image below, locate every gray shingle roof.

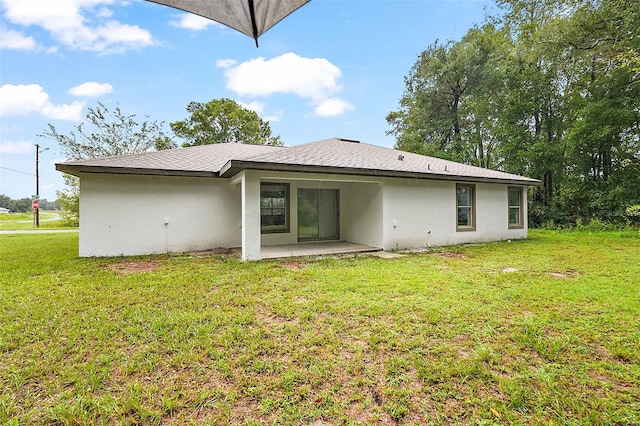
left=56, top=138, right=539, bottom=185
left=56, top=143, right=283, bottom=177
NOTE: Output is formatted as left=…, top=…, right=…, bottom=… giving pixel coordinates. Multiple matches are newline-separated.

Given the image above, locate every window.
left=456, top=184, right=476, bottom=231
left=260, top=183, right=289, bottom=233
left=508, top=186, right=524, bottom=228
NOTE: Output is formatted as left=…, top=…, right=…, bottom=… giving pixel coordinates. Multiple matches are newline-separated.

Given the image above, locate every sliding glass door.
left=297, top=189, right=339, bottom=241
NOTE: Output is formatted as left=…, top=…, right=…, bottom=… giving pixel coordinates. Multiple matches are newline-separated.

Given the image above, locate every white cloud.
left=239, top=101, right=265, bottom=115
left=96, top=7, right=112, bottom=18
left=0, top=28, right=36, bottom=50
left=218, top=52, right=353, bottom=117
left=0, top=140, right=32, bottom=154
left=0, top=84, right=84, bottom=121
left=263, top=112, right=282, bottom=122
left=238, top=100, right=282, bottom=122
left=219, top=52, right=341, bottom=101
left=314, top=98, right=354, bottom=117
left=68, top=82, right=113, bottom=97
left=170, top=13, right=220, bottom=31
left=216, top=59, right=237, bottom=68
left=0, top=0, right=156, bottom=53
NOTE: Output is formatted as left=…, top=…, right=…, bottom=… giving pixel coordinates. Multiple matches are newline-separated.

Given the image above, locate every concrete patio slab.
left=369, top=251, right=405, bottom=259
left=261, top=241, right=381, bottom=259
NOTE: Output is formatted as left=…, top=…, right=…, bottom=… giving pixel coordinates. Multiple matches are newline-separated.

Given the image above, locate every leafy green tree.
left=499, top=0, right=575, bottom=224
left=170, top=98, right=282, bottom=147
left=389, top=0, right=640, bottom=227
left=56, top=175, right=80, bottom=226
left=0, top=195, right=59, bottom=212
left=559, top=0, right=640, bottom=222
left=387, top=25, right=513, bottom=168
left=12, top=198, right=32, bottom=213
left=38, top=198, right=61, bottom=210
left=41, top=101, right=176, bottom=160
left=627, top=205, right=640, bottom=227
left=0, top=194, right=16, bottom=212
left=40, top=102, right=175, bottom=226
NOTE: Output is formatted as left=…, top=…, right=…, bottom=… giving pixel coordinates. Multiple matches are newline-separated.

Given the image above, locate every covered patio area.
left=234, top=169, right=384, bottom=260
left=261, top=241, right=381, bottom=259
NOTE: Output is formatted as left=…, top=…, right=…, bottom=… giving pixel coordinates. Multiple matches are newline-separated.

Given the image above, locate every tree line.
left=42, top=0, right=639, bottom=228
left=0, top=195, right=59, bottom=213
left=387, top=0, right=639, bottom=227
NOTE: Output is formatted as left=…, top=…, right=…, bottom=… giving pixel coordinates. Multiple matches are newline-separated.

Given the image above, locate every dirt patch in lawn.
left=549, top=269, right=580, bottom=278
left=254, top=306, right=300, bottom=327
left=432, top=252, right=466, bottom=259
left=109, top=260, right=161, bottom=274
left=282, top=261, right=307, bottom=270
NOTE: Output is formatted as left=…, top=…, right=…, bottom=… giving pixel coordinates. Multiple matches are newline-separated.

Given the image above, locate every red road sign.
left=32, top=200, right=39, bottom=209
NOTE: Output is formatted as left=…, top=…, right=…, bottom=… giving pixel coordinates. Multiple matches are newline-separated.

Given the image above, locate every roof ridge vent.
left=337, top=137, right=360, bottom=143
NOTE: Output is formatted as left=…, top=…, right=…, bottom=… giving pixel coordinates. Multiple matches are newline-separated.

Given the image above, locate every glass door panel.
left=319, top=189, right=339, bottom=240
left=298, top=189, right=319, bottom=240
left=297, top=189, right=339, bottom=241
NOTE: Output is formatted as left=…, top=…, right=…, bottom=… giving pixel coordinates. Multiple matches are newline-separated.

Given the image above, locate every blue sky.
left=1, top=0, right=495, bottom=201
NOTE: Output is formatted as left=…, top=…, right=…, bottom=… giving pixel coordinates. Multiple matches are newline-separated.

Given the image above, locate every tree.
left=56, top=175, right=80, bottom=225
left=0, top=195, right=59, bottom=212
left=8, top=197, right=31, bottom=213
left=484, top=0, right=639, bottom=224
left=170, top=98, right=282, bottom=146
left=40, top=102, right=175, bottom=225
left=558, top=0, right=640, bottom=222
left=0, top=194, right=16, bottom=212
left=42, top=101, right=176, bottom=161
left=388, top=0, right=640, bottom=227
left=387, top=25, right=512, bottom=168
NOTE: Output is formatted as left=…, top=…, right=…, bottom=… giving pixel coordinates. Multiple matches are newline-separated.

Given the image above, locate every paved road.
left=7, top=215, right=63, bottom=223
left=0, top=229, right=79, bottom=234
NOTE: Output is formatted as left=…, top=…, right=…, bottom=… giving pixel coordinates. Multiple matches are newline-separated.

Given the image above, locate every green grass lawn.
left=0, top=211, right=75, bottom=230
left=1, top=230, right=638, bottom=425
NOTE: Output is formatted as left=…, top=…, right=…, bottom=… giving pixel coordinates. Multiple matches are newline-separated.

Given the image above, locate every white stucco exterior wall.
left=342, top=182, right=383, bottom=248
left=78, top=173, right=241, bottom=257
left=382, top=179, right=528, bottom=250
left=77, top=169, right=528, bottom=258
left=382, top=178, right=444, bottom=250
left=256, top=171, right=527, bottom=252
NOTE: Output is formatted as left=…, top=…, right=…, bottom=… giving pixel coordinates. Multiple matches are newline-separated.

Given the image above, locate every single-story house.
left=56, top=137, right=539, bottom=260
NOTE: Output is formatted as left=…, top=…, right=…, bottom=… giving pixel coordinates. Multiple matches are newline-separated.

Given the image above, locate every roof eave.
left=55, top=164, right=217, bottom=178
left=219, top=160, right=540, bottom=186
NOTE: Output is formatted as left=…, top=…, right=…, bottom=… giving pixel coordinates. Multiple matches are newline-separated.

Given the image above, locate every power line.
left=0, top=166, right=62, bottom=185
left=0, top=166, right=32, bottom=176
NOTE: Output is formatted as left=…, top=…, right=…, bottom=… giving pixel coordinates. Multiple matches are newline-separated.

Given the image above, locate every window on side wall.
left=456, top=183, right=476, bottom=231
left=508, top=186, right=524, bottom=229
left=260, top=183, right=289, bottom=234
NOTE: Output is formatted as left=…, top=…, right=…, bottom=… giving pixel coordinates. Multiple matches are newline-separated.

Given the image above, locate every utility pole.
left=35, top=144, right=40, bottom=227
